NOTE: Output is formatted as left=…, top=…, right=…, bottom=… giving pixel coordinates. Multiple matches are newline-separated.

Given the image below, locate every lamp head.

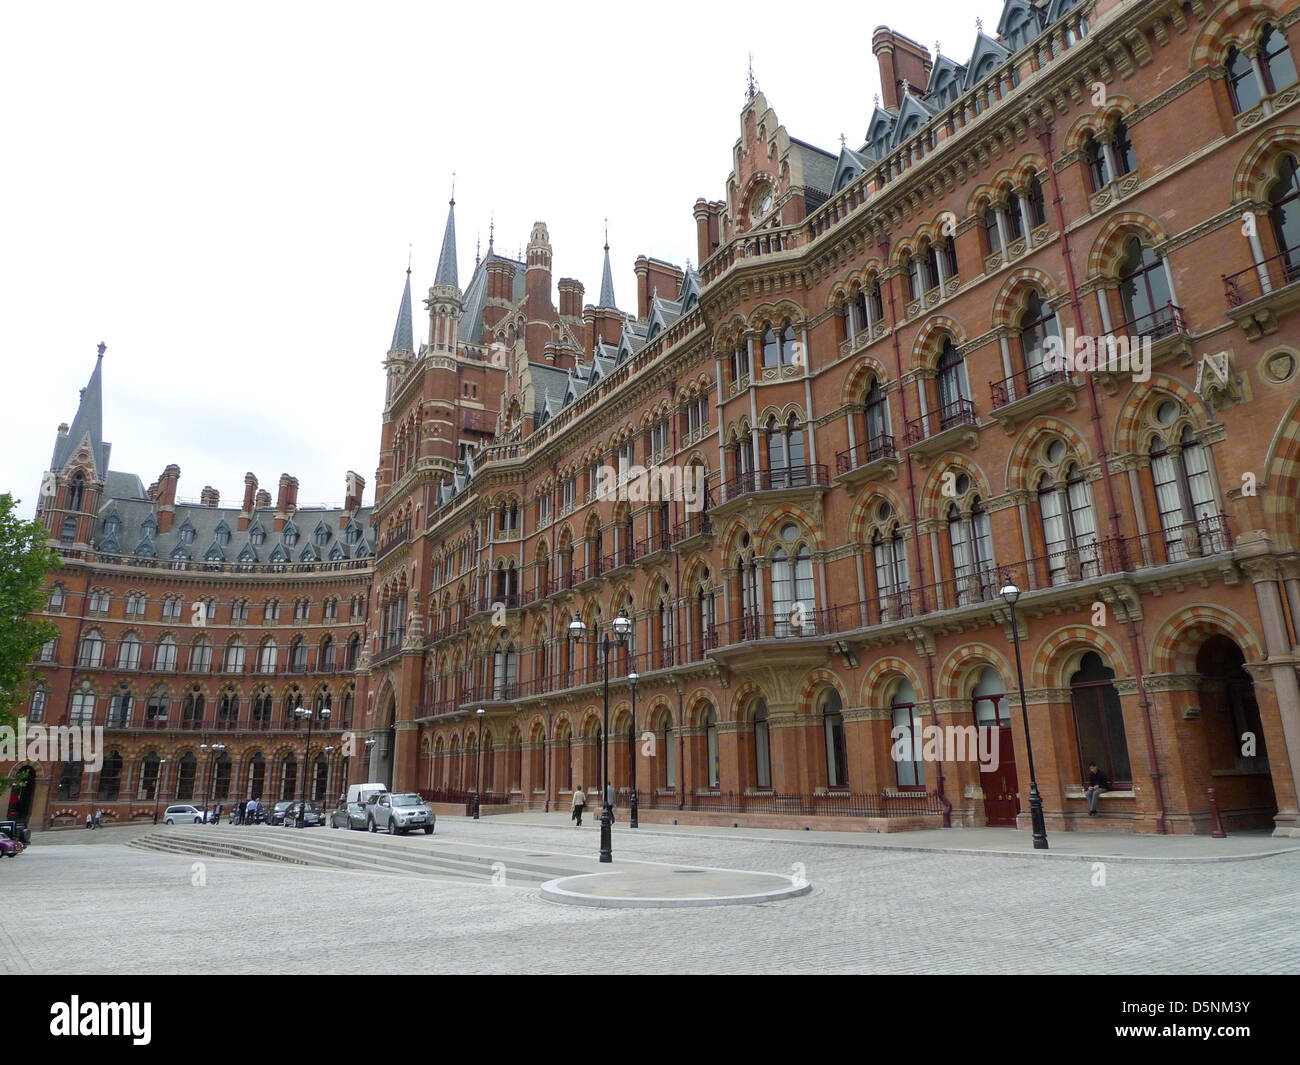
left=476, top=707, right=485, bottom=717
left=612, top=611, right=632, bottom=641
left=999, top=582, right=1021, bottom=606
left=628, top=670, right=639, bottom=687
left=568, top=617, right=588, bottom=640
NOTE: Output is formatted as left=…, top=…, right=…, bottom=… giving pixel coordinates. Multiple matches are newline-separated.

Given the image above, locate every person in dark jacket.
left=1085, top=762, right=1109, bottom=815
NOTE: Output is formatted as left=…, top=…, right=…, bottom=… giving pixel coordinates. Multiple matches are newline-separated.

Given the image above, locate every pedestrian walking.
left=237, top=799, right=247, bottom=825
left=94, top=809, right=103, bottom=829
left=604, top=781, right=616, bottom=824
left=214, top=803, right=223, bottom=825
left=571, top=786, right=586, bottom=827
left=85, top=812, right=93, bottom=830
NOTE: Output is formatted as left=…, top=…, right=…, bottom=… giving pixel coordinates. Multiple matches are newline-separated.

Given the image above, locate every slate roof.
left=458, top=251, right=526, bottom=346
left=52, top=354, right=110, bottom=477
left=434, top=199, right=459, bottom=289
left=390, top=270, right=414, bottom=353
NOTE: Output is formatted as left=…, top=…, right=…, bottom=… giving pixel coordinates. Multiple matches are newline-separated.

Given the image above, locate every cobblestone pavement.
left=4, top=816, right=1298, bottom=974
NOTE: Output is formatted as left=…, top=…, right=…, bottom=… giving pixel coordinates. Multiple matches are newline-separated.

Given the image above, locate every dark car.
left=330, top=801, right=367, bottom=830
left=267, top=800, right=296, bottom=826
left=282, top=801, right=324, bottom=827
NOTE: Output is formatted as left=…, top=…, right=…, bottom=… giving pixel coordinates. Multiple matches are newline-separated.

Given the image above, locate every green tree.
left=0, top=494, right=60, bottom=777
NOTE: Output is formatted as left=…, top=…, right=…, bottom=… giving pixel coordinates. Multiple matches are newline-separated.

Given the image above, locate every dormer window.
left=249, top=524, right=266, bottom=546
left=214, top=522, right=231, bottom=547
left=283, top=524, right=299, bottom=547
left=314, top=523, right=330, bottom=547
left=178, top=520, right=196, bottom=546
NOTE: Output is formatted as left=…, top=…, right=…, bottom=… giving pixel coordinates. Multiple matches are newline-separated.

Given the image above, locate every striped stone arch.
left=1233, top=125, right=1300, bottom=203
left=936, top=643, right=1016, bottom=700
left=640, top=571, right=672, bottom=612
left=679, top=372, right=713, bottom=399
left=1111, top=374, right=1209, bottom=456
left=724, top=415, right=752, bottom=445
left=680, top=552, right=716, bottom=587
left=757, top=401, right=805, bottom=424
left=797, top=667, right=850, bottom=715
left=908, top=216, right=944, bottom=248
left=848, top=485, right=909, bottom=543
left=911, top=314, right=966, bottom=370
left=1263, top=393, right=1300, bottom=545
left=1148, top=606, right=1266, bottom=675
left=841, top=354, right=894, bottom=406
left=847, top=259, right=887, bottom=294
left=748, top=298, right=807, bottom=330
left=755, top=505, right=823, bottom=553
left=552, top=711, right=575, bottom=738
left=918, top=455, right=993, bottom=519
left=727, top=681, right=767, bottom=722
left=990, top=267, right=1062, bottom=330
left=1005, top=415, right=1095, bottom=492
left=1064, top=98, right=1139, bottom=154
left=719, top=517, right=756, bottom=557
left=859, top=656, right=926, bottom=707
left=713, top=314, right=749, bottom=349
left=578, top=707, right=602, bottom=737
left=611, top=702, right=634, bottom=735
left=966, top=182, right=998, bottom=216
left=890, top=236, right=918, bottom=269
left=1029, top=625, right=1131, bottom=688
left=1011, top=152, right=1050, bottom=190
left=989, top=168, right=1018, bottom=200
left=685, top=691, right=719, bottom=727
left=1190, top=1, right=1282, bottom=69
left=643, top=696, right=676, bottom=729
left=1086, top=212, right=1169, bottom=278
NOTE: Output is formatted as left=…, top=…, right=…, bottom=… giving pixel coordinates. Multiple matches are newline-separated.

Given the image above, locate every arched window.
left=936, top=339, right=971, bottom=424
left=1069, top=652, right=1132, bottom=788
left=213, top=752, right=232, bottom=800
left=190, top=635, right=212, bottom=673
left=753, top=701, right=772, bottom=789
left=1038, top=464, right=1100, bottom=583
left=1268, top=154, right=1300, bottom=275
left=181, top=687, right=204, bottom=727
left=259, top=639, right=278, bottom=674
left=1112, top=119, right=1136, bottom=177
left=78, top=629, right=105, bottom=667
left=225, top=638, right=246, bottom=674
left=1083, top=134, right=1109, bottom=191
left=948, top=495, right=996, bottom=604
left=108, top=685, right=132, bottom=727
left=702, top=706, right=719, bottom=788
left=780, top=323, right=798, bottom=366
left=67, top=474, right=85, bottom=512
left=694, top=573, right=716, bottom=657
left=761, top=326, right=780, bottom=368
left=1019, top=291, right=1061, bottom=390
left=891, top=680, right=925, bottom=790
left=29, top=684, right=47, bottom=722
left=176, top=752, right=198, bottom=801
left=252, top=687, right=273, bottom=727
left=1002, top=192, right=1023, bottom=240
left=58, top=759, right=84, bottom=799
left=346, top=634, right=360, bottom=670
left=1117, top=237, right=1173, bottom=332
left=1026, top=175, right=1047, bottom=228
left=290, top=637, right=307, bottom=672
left=119, top=632, right=141, bottom=670
left=822, top=689, right=848, bottom=788
left=248, top=753, right=266, bottom=798
left=873, top=519, right=910, bottom=618
left=140, top=752, right=161, bottom=800
left=863, top=376, right=890, bottom=459
left=492, top=642, right=517, bottom=699
left=156, top=635, right=178, bottom=672
left=280, top=754, right=297, bottom=801
left=983, top=204, right=1002, bottom=254
left=218, top=689, right=240, bottom=727
left=60, top=516, right=77, bottom=543
left=69, top=683, right=96, bottom=726
left=661, top=715, right=676, bottom=788
left=146, top=686, right=169, bottom=724
left=1149, top=421, right=1219, bottom=561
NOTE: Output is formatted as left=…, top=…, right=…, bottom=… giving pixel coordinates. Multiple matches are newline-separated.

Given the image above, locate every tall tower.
left=39, top=344, right=109, bottom=546
left=524, top=221, right=555, bottom=355
left=427, top=196, right=463, bottom=354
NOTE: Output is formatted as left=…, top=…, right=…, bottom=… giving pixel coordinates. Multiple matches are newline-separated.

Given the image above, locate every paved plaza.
left=4, top=817, right=1298, bottom=974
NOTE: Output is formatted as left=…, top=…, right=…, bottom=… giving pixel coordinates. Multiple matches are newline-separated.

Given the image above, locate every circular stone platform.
left=539, top=864, right=812, bottom=908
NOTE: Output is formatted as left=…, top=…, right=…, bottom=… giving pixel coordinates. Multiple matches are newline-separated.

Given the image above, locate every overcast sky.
left=2, top=0, right=1003, bottom=519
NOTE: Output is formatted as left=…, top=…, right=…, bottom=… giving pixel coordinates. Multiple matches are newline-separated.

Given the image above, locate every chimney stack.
left=342, top=471, right=366, bottom=527
left=557, top=278, right=584, bottom=318
left=155, top=464, right=181, bottom=533
left=872, top=27, right=932, bottom=111
left=274, top=473, right=299, bottom=531
left=694, top=200, right=723, bottom=267
left=200, top=486, right=220, bottom=507
left=635, top=257, right=685, bottom=320
left=255, top=489, right=271, bottom=509
left=239, top=473, right=258, bottom=529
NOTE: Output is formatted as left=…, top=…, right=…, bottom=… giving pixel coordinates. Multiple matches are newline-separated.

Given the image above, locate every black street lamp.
left=199, top=743, right=225, bottom=824
left=294, top=704, right=331, bottom=827
left=1000, top=581, right=1048, bottom=850
left=474, top=707, right=485, bottom=819
left=568, top=610, right=633, bottom=863
left=151, top=758, right=168, bottom=825
left=628, top=670, right=639, bottom=829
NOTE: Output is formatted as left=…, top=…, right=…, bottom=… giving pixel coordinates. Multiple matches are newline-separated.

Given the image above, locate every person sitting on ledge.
left=1085, top=761, right=1109, bottom=816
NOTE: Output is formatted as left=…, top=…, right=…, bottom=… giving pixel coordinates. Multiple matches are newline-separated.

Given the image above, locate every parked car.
left=366, top=792, right=435, bottom=835
left=0, top=823, right=23, bottom=856
left=331, top=800, right=368, bottom=830
left=0, top=819, right=30, bottom=846
left=267, top=801, right=296, bottom=826
left=162, top=805, right=206, bottom=825
left=282, top=801, right=324, bottom=827
left=346, top=782, right=388, bottom=806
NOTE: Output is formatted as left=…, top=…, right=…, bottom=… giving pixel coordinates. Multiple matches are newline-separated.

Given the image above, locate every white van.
left=346, top=783, right=388, bottom=806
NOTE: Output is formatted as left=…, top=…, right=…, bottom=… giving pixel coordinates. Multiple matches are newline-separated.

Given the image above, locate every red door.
left=982, top=726, right=1021, bottom=827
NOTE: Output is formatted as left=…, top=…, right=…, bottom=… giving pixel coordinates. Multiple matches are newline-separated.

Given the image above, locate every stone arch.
left=1149, top=606, right=1267, bottom=675
left=1111, top=374, right=1211, bottom=456
left=719, top=517, right=756, bottom=557
left=936, top=643, right=1017, bottom=700
left=1010, top=152, right=1050, bottom=191
left=840, top=354, right=894, bottom=406
left=990, top=267, right=1064, bottom=330
left=1233, top=125, right=1300, bottom=204
left=1030, top=625, right=1131, bottom=688
left=755, top=505, right=823, bottom=554
left=1262, top=393, right=1300, bottom=546
left=727, top=681, right=766, bottom=724
left=797, top=668, right=850, bottom=714
left=911, top=315, right=966, bottom=371
left=1005, top=416, right=1096, bottom=493
left=748, top=298, right=807, bottom=331
left=1086, top=212, right=1170, bottom=279
left=917, top=455, right=993, bottom=519
left=859, top=657, right=925, bottom=707
left=1189, top=0, right=1287, bottom=70
left=685, top=692, right=718, bottom=728
left=848, top=486, right=909, bottom=543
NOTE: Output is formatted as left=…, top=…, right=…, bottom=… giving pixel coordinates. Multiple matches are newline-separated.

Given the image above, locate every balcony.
left=1222, top=250, right=1300, bottom=340
left=634, top=532, right=672, bottom=564
left=376, top=520, right=411, bottom=564
left=834, top=434, right=899, bottom=487
left=988, top=366, right=1081, bottom=430
left=715, top=464, right=830, bottom=515
left=904, top=399, right=978, bottom=463
left=672, top=513, right=713, bottom=547
left=1094, top=302, right=1192, bottom=392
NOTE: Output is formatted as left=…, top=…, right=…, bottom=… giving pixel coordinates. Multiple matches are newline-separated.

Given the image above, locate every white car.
left=366, top=793, right=435, bottom=835
left=162, top=805, right=206, bottom=825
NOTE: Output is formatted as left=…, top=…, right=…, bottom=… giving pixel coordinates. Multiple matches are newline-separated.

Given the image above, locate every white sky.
left=2, top=0, right=1003, bottom=519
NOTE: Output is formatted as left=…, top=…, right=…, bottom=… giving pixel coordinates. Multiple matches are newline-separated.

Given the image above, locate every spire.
left=434, top=190, right=458, bottom=290
left=52, top=344, right=108, bottom=476
left=599, top=221, right=616, bottom=308
left=390, top=268, right=414, bottom=353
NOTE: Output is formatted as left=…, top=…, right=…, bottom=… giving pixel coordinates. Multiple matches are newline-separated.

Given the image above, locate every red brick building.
left=11, top=0, right=1300, bottom=838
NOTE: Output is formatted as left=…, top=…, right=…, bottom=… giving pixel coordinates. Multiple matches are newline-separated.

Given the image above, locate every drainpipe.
left=880, top=235, right=949, bottom=825
left=1037, top=122, right=1165, bottom=833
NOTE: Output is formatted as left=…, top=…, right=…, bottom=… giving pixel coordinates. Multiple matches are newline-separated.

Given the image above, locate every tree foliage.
left=0, top=493, right=60, bottom=738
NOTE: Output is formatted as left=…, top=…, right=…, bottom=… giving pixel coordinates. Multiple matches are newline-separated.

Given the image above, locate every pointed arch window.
left=109, top=685, right=132, bottom=728
left=78, top=629, right=105, bottom=667
left=1149, top=423, right=1220, bottom=561
left=1019, top=291, right=1062, bottom=390
left=891, top=680, right=925, bottom=790
left=983, top=205, right=1002, bottom=254
left=873, top=523, right=910, bottom=618
left=190, top=635, right=213, bottom=673
left=761, top=326, right=780, bottom=368
left=156, top=635, right=178, bottom=672
left=146, top=687, right=169, bottom=725
left=948, top=497, right=996, bottom=604
left=1070, top=652, right=1132, bottom=788
left=69, top=683, right=96, bottom=726
left=822, top=689, right=848, bottom=788
left=1084, top=133, right=1109, bottom=191
left=218, top=689, right=240, bottom=727
left=1117, top=237, right=1173, bottom=333
left=67, top=474, right=85, bottom=512
left=29, top=684, right=47, bottom=722
left=1038, top=464, right=1100, bottom=583
left=753, top=701, right=772, bottom=789
left=1268, top=154, right=1300, bottom=276
left=259, top=639, right=278, bottom=674
left=936, top=339, right=972, bottom=425
left=492, top=642, right=517, bottom=699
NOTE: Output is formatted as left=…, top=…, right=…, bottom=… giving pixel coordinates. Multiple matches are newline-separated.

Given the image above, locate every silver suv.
left=366, top=792, right=435, bottom=835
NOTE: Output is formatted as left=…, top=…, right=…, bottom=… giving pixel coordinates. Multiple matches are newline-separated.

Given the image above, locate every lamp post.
left=628, top=670, right=639, bottom=829
left=568, top=610, right=633, bottom=863
left=151, top=758, right=167, bottom=824
left=474, top=707, right=485, bottom=819
left=199, top=743, right=226, bottom=824
left=1000, top=581, right=1048, bottom=850
left=294, top=704, right=331, bottom=827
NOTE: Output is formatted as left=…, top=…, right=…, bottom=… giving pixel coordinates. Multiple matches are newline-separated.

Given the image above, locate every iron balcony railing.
left=719, top=464, right=829, bottom=503
left=1223, top=249, right=1300, bottom=307
left=835, top=434, right=897, bottom=474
